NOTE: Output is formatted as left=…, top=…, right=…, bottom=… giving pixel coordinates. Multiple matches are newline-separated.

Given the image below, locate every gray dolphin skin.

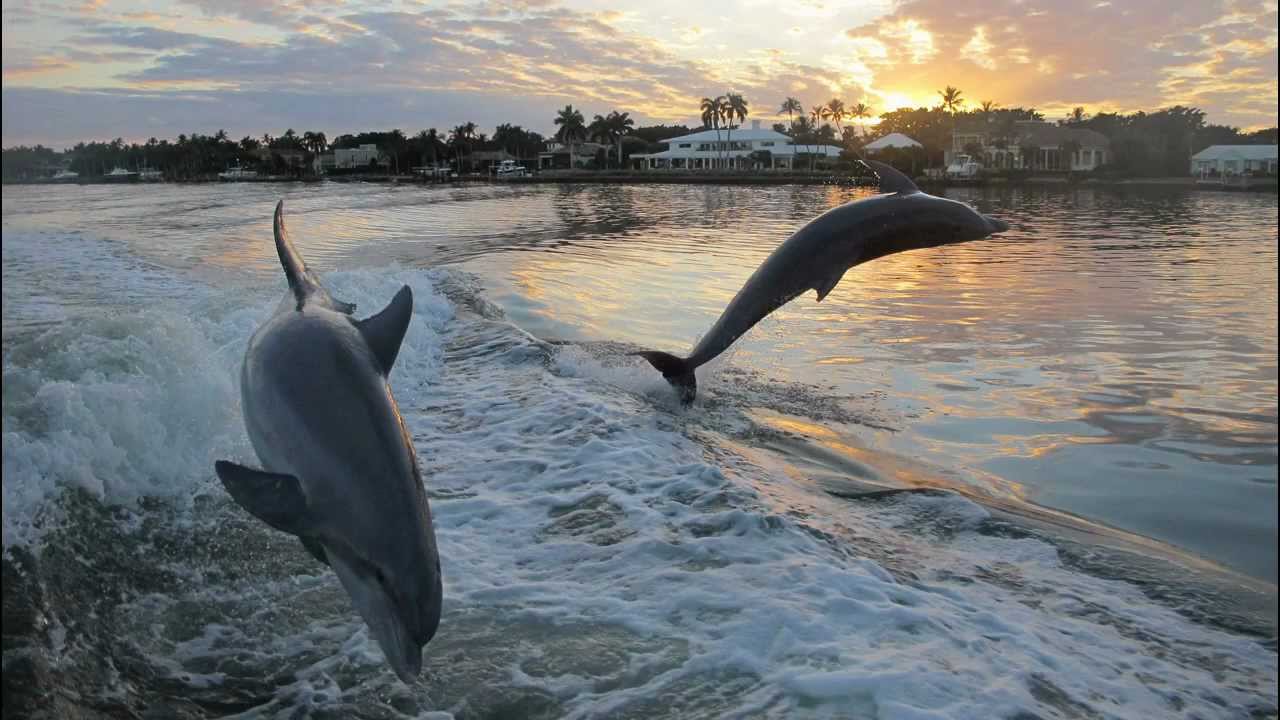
left=215, top=201, right=442, bottom=683
left=635, top=160, right=1010, bottom=403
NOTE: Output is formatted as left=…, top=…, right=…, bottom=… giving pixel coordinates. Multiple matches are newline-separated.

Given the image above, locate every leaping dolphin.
left=215, top=201, right=442, bottom=683
left=635, top=160, right=1010, bottom=404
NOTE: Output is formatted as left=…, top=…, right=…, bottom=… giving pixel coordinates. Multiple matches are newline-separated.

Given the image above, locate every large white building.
left=334, top=144, right=385, bottom=169
left=1190, top=145, right=1278, bottom=176
left=632, top=120, right=844, bottom=170
left=949, top=120, right=1110, bottom=171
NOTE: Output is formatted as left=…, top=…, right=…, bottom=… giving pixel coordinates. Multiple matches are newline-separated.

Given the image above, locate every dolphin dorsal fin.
left=864, top=160, right=920, bottom=195
left=356, top=285, right=413, bottom=375
left=273, top=200, right=356, bottom=314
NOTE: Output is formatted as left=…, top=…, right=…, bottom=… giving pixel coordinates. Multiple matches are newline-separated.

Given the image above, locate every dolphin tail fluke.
left=633, top=350, right=697, bottom=405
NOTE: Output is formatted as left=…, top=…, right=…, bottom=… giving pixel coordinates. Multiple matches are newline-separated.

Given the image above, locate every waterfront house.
left=313, top=152, right=336, bottom=175
left=253, top=147, right=310, bottom=174
left=949, top=120, right=1109, bottom=172
left=1190, top=145, right=1278, bottom=176
left=631, top=120, right=844, bottom=170
left=334, top=143, right=385, bottom=169
left=468, top=150, right=519, bottom=173
left=538, top=141, right=609, bottom=170
left=864, top=133, right=923, bottom=152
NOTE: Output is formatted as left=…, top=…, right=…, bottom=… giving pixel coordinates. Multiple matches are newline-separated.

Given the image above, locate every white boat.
left=218, top=165, right=258, bottom=181
left=945, top=154, right=982, bottom=181
left=412, top=165, right=452, bottom=181
left=494, top=159, right=527, bottom=178
left=50, top=169, right=80, bottom=183
left=139, top=166, right=163, bottom=182
left=102, top=167, right=139, bottom=183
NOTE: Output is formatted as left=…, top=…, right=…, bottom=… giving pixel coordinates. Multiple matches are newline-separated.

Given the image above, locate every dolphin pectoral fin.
left=813, top=269, right=847, bottom=302
left=214, top=460, right=314, bottom=536
left=356, top=285, right=413, bottom=375
left=299, top=536, right=330, bottom=566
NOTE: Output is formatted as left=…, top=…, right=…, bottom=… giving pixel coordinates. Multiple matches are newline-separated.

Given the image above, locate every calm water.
left=2, top=182, right=1276, bottom=718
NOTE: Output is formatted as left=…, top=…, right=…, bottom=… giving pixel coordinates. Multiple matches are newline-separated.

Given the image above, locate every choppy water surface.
left=2, top=182, right=1276, bottom=719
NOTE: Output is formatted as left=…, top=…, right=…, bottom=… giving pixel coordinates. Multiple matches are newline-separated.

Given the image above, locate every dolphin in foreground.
left=635, top=160, right=1010, bottom=404
left=215, top=201, right=441, bottom=683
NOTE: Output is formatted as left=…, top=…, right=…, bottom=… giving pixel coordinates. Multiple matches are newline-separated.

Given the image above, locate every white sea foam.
left=1, top=228, right=1274, bottom=718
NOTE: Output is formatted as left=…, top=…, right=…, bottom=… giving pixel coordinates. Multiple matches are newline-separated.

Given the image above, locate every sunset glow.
left=2, top=0, right=1276, bottom=147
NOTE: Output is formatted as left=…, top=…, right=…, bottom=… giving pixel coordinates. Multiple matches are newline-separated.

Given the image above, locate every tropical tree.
left=778, top=97, right=803, bottom=132
left=805, top=105, right=825, bottom=169
left=937, top=86, right=964, bottom=113
left=823, top=98, right=846, bottom=135
left=587, top=113, right=610, bottom=167
left=607, top=111, right=634, bottom=168
left=416, top=129, right=439, bottom=167
left=553, top=104, right=586, bottom=168
left=450, top=123, right=476, bottom=171
left=848, top=101, right=872, bottom=136
left=700, top=95, right=726, bottom=168
left=723, top=93, right=748, bottom=169
left=1065, top=106, right=1088, bottom=125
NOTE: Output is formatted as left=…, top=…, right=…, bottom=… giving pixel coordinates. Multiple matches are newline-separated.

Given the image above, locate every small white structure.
left=494, top=159, right=527, bottom=177
left=334, top=144, right=384, bottom=169
left=864, top=133, right=923, bottom=152
left=946, top=154, right=982, bottom=179
left=632, top=120, right=843, bottom=170
left=1190, top=145, right=1277, bottom=176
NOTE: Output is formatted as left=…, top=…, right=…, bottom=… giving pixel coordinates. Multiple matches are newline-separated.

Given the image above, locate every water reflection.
left=2, top=181, right=1275, bottom=580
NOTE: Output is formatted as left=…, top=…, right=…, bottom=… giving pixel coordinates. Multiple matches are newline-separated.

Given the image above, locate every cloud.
left=1, top=0, right=1275, bottom=147
left=838, top=0, right=1277, bottom=127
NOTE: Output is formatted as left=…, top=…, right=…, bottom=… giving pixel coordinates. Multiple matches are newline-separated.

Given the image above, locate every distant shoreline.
left=4, top=173, right=1276, bottom=192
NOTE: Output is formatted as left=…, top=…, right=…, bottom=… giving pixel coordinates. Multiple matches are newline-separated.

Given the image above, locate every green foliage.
left=1, top=145, right=59, bottom=181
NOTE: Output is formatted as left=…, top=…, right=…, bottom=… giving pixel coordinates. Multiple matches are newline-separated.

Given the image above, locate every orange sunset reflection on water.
left=2, top=180, right=1274, bottom=580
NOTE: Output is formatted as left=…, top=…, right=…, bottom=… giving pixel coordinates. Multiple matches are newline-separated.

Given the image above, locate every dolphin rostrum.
left=635, top=160, right=1010, bottom=404
left=215, top=201, right=441, bottom=683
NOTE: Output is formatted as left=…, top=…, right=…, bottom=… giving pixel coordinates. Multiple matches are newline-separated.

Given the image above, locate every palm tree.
left=416, top=129, right=439, bottom=167
left=1067, top=106, right=1087, bottom=125
left=700, top=96, right=726, bottom=168
left=450, top=124, right=475, bottom=172
left=553, top=105, right=586, bottom=169
left=779, top=97, right=803, bottom=132
left=823, top=98, right=847, bottom=138
left=588, top=113, right=610, bottom=167
left=806, top=105, right=825, bottom=169
left=848, top=101, right=872, bottom=135
left=607, top=111, right=633, bottom=168
left=937, top=86, right=964, bottom=113
left=723, top=93, right=748, bottom=170
left=937, top=86, right=964, bottom=165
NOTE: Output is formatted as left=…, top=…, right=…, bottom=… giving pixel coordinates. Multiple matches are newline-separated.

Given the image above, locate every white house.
left=538, top=141, right=610, bottom=170
left=950, top=120, right=1110, bottom=172
left=334, top=144, right=384, bottom=169
left=1190, top=145, right=1278, bottom=176
left=864, top=133, right=922, bottom=152
left=632, top=120, right=844, bottom=170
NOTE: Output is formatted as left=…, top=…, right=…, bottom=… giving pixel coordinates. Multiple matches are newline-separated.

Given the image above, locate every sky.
left=2, top=0, right=1277, bottom=148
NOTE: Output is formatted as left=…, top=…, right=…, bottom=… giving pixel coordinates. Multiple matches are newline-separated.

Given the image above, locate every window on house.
left=761, top=141, right=774, bottom=147
left=679, top=143, right=691, bottom=148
